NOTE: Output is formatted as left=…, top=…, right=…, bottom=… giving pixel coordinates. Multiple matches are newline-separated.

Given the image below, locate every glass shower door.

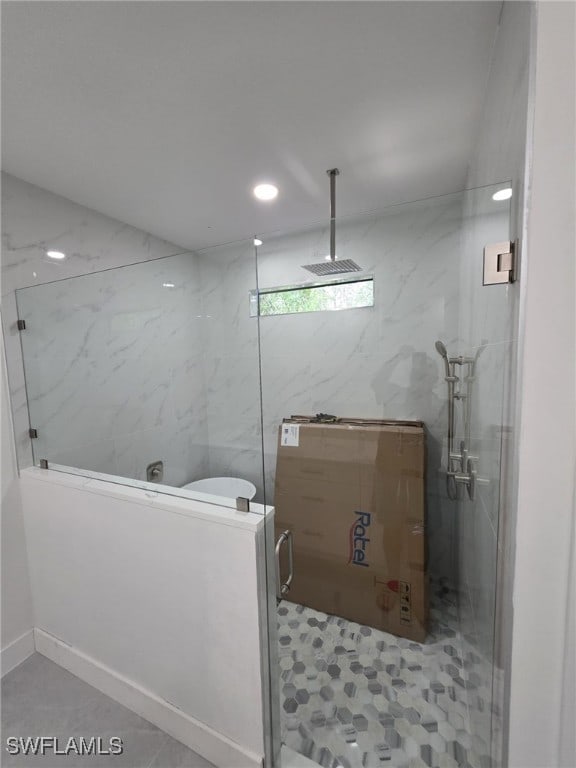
left=256, top=183, right=515, bottom=768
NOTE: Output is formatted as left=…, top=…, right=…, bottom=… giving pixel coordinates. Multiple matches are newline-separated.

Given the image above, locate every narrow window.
left=251, top=277, right=374, bottom=317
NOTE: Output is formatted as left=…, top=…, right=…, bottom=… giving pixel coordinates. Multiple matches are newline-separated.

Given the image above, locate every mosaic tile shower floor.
left=278, top=584, right=492, bottom=768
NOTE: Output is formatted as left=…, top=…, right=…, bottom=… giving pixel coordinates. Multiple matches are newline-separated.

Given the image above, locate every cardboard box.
left=274, top=417, right=428, bottom=642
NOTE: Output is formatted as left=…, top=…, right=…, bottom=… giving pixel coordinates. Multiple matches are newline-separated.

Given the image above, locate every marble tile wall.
left=256, top=194, right=466, bottom=584
left=15, top=253, right=208, bottom=488
left=1, top=174, right=183, bottom=292
left=1, top=173, right=266, bottom=497
left=1, top=173, right=207, bottom=487
left=195, top=240, right=265, bottom=500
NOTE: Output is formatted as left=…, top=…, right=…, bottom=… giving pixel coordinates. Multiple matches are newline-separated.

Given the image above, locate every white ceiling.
left=2, top=1, right=501, bottom=250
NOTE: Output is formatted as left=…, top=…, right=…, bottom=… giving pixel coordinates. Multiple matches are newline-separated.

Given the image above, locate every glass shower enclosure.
left=16, top=239, right=266, bottom=511
left=15, top=182, right=515, bottom=768
left=257, top=183, right=514, bottom=768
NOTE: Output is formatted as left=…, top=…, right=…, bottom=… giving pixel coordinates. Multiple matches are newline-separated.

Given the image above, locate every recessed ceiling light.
left=253, top=184, right=278, bottom=201
left=492, top=188, right=513, bottom=201
left=254, top=238, right=263, bottom=246
left=162, top=282, right=175, bottom=288
left=46, top=250, right=66, bottom=260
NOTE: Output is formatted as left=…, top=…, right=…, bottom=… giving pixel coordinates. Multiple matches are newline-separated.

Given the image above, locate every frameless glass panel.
left=16, top=241, right=267, bottom=512
left=256, top=184, right=513, bottom=767
left=456, top=182, right=516, bottom=764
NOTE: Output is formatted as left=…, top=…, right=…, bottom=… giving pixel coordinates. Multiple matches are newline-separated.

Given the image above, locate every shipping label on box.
left=280, top=424, right=300, bottom=447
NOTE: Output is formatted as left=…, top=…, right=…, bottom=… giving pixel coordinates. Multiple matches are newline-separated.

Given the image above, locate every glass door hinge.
left=483, top=241, right=516, bottom=285
left=29, top=428, right=38, bottom=439
left=17, top=319, right=26, bottom=330
left=39, top=459, right=49, bottom=469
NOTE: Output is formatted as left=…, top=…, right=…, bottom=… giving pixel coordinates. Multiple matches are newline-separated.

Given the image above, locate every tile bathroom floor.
left=278, top=583, right=492, bottom=768
left=1, top=654, right=215, bottom=768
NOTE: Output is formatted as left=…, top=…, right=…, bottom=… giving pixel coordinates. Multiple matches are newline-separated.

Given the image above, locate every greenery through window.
left=255, top=278, right=373, bottom=317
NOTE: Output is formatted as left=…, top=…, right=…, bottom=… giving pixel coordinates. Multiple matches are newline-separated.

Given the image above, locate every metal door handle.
left=275, top=530, right=294, bottom=601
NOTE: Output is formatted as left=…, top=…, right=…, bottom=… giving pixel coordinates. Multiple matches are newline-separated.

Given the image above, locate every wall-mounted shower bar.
left=435, top=341, right=479, bottom=501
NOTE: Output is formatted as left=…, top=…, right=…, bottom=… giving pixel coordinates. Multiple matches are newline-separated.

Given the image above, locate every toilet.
left=182, top=476, right=257, bottom=500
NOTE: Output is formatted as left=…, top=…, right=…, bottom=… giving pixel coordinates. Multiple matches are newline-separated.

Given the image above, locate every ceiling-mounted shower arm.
left=327, top=168, right=339, bottom=261
left=302, top=169, right=361, bottom=276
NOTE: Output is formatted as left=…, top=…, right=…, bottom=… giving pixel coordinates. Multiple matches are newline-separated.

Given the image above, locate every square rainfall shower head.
left=302, top=259, right=362, bottom=276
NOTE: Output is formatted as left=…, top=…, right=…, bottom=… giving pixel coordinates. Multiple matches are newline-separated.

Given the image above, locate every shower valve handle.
left=460, top=441, right=468, bottom=472
left=467, top=458, right=477, bottom=500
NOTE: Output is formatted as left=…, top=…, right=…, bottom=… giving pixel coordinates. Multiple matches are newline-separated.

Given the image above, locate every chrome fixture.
left=236, top=496, right=250, bottom=512
left=146, top=460, right=164, bottom=483
left=302, top=169, right=362, bottom=276
left=275, top=529, right=294, bottom=600
left=435, top=341, right=482, bottom=501
left=483, top=240, right=516, bottom=285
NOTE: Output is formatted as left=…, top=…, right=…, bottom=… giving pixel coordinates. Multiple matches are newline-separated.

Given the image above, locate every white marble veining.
left=1, top=174, right=182, bottom=297
left=1, top=174, right=206, bottom=486
left=195, top=239, right=265, bottom=501
left=1, top=174, right=267, bottom=500
left=257, top=194, right=465, bottom=583
left=14, top=252, right=210, bottom=488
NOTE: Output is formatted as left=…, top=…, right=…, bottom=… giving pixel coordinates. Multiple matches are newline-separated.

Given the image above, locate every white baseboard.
left=1, top=629, right=35, bottom=677
left=34, top=628, right=263, bottom=768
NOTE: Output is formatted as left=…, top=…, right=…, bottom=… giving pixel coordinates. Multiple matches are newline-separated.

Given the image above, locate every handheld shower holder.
left=448, top=448, right=478, bottom=500
left=436, top=340, right=480, bottom=501
left=447, top=461, right=477, bottom=500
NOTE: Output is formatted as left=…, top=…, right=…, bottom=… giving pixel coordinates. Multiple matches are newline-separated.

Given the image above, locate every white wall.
left=1, top=336, right=34, bottom=670
left=20, top=468, right=271, bottom=767
left=509, top=3, right=576, bottom=767
left=559, top=507, right=575, bottom=768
